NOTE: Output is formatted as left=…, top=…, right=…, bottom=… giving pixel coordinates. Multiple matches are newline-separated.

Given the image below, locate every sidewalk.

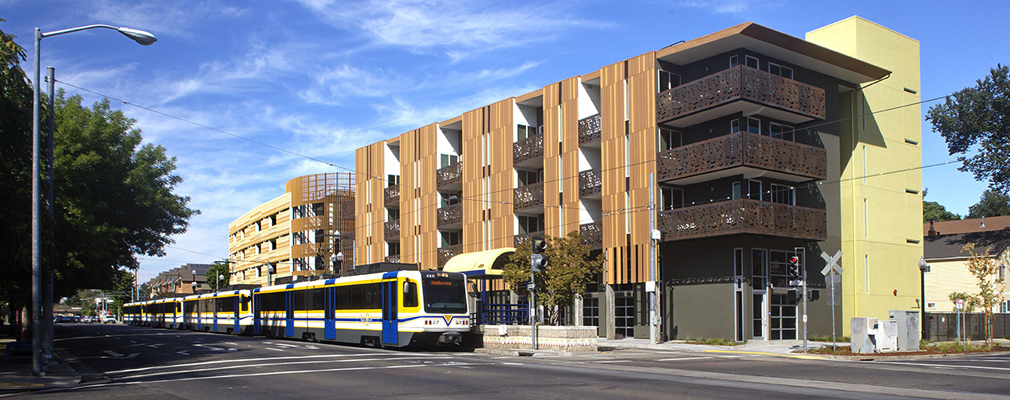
left=599, top=337, right=830, bottom=359
left=0, top=328, right=81, bottom=394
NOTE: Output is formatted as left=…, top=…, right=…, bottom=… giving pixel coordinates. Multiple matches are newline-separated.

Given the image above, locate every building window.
left=582, top=297, right=599, bottom=327
left=658, top=70, right=681, bottom=91
left=732, top=182, right=742, bottom=200
left=440, top=154, right=459, bottom=168
left=748, top=180, right=762, bottom=201
left=731, top=119, right=740, bottom=133
left=517, top=124, right=540, bottom=141
left=517, top=215, right=543, bottom=235
left=388, top=242, right=400, bottom=256
left=388, top=208, right=400, bottom=221
left=440, top=231, right=461, bottom=247
left=927, top=302, right=937, bottom=310
left=729, top=55, right=739, bottom=67
left=387, top=174, right=400, bottom=188
left=769, top=123, right=794, bottom=141
left=768, top=62, right=793, bottom=79
left=747, top=117, right=761, bottom=134
left=659, top=186, right=684, bottom=210
left=734, top=248, right=743, bottom=277
left=751, top=249, right=767, bottom=288
left=440, top=192, right=460, bottom=207
left=292, top=231, right=307, bottom=245
left=517, top=169, right=543, bottom=187
left=745, top=55, right=759, bottom=69
left=658, top=128, right=681, bottom=151
left=770, top=184, right=795, bottom=206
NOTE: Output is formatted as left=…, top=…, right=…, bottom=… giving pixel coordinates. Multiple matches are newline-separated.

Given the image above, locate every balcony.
left=656, top=66, right=826, bottom=127
left=578, top=114, right=601, bottom=145
left=513, top=133, right=544, bottom=167
left=578, top=169, right=602, bottom=198
left=384, top=218, right=399, bottom=240
left=657, top=199, right=825, bottom=242
left=436, top=161, right=463, bottom=188
left=385, top=254, right=401, bottom=263
left=514, top=231, right=545, bottom=248
left=384, top=184, right=399, bottom=206
left=437, top=244, right=464, bottom=268
left=514, top=182, right=544, bottom=212
left=437, top=203, right=462, bottom=227
left=579, top=222, right=603, bottom=250
left=656, top=131, right=826, bottom=184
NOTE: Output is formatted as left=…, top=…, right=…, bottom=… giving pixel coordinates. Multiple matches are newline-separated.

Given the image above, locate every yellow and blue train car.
left=253, top=270, right=470, bottom=347
left=181, top=290, right=252, bottom=334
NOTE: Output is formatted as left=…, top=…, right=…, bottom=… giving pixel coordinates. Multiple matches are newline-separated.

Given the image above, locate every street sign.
left=955, top=299, right=964, bottom=310
left=820, top=250, right=843, bottom=276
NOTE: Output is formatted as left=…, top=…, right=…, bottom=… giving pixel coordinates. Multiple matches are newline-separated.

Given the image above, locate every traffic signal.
left=530, top=236, right=548, bottom=272
left=787, top=288, right=802, bottom=301
left=788, top=255, right=801, bottom=278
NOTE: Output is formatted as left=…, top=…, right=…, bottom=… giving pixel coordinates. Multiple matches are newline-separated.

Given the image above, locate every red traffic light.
left=789, top=256, right=799, bottom=264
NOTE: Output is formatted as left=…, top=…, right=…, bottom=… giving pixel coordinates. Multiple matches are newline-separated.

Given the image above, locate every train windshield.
left=421, top=273, right=467, bottom=314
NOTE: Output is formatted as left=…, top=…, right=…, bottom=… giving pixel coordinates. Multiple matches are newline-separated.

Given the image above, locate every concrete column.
left=573, top=295, right=584, bottom=326
left=605, top=284, right=616, bottom=340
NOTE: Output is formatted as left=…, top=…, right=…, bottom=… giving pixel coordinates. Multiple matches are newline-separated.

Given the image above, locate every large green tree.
left=923, top=200, right=961, bottom=223
left=967, top=189, right=1010, bottom=218
left=0, top=23, right=197, bottom=316
left=927, top=64, right=1010, bottom=194
left=503, top=231, right=603, bottom=325
left=207, top=262, right=231, bottom=291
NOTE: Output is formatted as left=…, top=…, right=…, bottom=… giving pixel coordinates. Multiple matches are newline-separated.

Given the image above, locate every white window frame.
left=769, top=122, right=794, bottom=141
left=729, top=55, right=739, bottom=67
left=745, top=55, right=759, bottom=69
left=658, top=70, right=681, bottom=91
left=747, top=117, right=761, bottom=135
left=767, top=62, right=793, bottom=80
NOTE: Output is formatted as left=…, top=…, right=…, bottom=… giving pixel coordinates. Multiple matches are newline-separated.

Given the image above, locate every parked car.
left=103, top=316, right=117, bottom=324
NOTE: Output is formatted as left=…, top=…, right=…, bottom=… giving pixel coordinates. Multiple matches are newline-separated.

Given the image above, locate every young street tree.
left=503, top=231, right=603, bottom=325
left=927, top=64, right=1010, bottom=194
left=960, top=244, right=1007, bottom=347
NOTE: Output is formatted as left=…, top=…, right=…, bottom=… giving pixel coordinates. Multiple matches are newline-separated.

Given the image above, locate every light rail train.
left=124, top=270, right=470, bottom=348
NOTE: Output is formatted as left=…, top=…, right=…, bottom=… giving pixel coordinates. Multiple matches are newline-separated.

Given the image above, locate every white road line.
left=876, top=360, right=1010, bottom=372
left=114, top=355, right=456, bottom=381
left=148, top=345, right=159, bottom=348
left=657, top=356, right=713, bottom=362
left=103, top=350, right=123, bottom=357
left=264, top=348, right=284, bottom=352
left=596, top=360, right=631, bottom=363
left=87, top=363, right=461, bottom=388
left=178, top=352, right=190, bottom=356
left=107, top=353, right=378, bottom=375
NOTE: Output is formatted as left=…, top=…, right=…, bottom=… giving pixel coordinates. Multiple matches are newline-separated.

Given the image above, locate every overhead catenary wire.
left=56, top=80, right=962, bottom=270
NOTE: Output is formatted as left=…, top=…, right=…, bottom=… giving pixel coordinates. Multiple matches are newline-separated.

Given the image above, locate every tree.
left=207, top=262, right=231, bottom=291
left=923, top=201, right=961, bottom=223
left=960, top=244, right=1007, bottom=347
left=927, top=64, right=1010, bottom=194
left=947, top=291, right=978, bottom=312
left=502, top=231, right=603, bottom=325
left=967, top=189, right=1010, bottom=218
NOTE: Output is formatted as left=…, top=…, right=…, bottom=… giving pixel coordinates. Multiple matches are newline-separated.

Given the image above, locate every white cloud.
left=678, top=0, right=779, bottom=15
left=374, top=84, right=539, bottom=129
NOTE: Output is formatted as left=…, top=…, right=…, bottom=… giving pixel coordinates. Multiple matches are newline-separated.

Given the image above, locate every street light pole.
left=31, top=23, right=156, bottom=376
left=918, top=257, right=929, bottom=342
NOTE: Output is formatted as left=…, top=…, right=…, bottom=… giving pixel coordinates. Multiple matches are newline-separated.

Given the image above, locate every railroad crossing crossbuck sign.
left=820, top=250, right=843, bottom=276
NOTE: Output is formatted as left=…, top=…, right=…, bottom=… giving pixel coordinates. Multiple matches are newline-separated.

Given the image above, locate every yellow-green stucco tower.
left=807, top=17, right=923, bottom=335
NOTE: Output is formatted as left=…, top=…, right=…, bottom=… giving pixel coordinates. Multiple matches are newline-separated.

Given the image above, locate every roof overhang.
left=656, top=22, right=889, bottom=85
left=442, top=247, right=515, bottom=277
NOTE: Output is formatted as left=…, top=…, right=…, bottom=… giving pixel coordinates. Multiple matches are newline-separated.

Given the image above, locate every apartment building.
left=923, top=216, right=1010, bottom=313
left=147, top=263, right=211, bottom=298
left=228, top=173, right=355, bottom=286
left=353, top=16, right=922, bottom=341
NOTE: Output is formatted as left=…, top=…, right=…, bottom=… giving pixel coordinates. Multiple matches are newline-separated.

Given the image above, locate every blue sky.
left=3, top=0, right=1006, bottom=282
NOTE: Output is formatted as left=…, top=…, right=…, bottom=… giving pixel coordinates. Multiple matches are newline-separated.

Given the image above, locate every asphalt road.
left=9, top=323, right=1010, bottom=399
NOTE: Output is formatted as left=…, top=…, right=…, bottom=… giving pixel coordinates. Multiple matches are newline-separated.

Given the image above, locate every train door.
left=382, top=273, right=399, bottom=346
left=233, top=296, right=241, bottom=333
left=324, top=286, right=336, bottom=340
left=212, top=297, right=219, bottom=332
left=285, top=290, right=295, bottom=337
left=253, top=293, right=261, bottom=335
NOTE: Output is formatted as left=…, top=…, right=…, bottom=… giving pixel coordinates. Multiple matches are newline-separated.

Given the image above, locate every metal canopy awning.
left=442, top=247, right=515, bottom=277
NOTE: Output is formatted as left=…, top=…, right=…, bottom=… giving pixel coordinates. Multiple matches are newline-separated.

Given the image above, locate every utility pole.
left=648, top=173, right=658, bottom=345
left=796, top=246, right=807, bottom=353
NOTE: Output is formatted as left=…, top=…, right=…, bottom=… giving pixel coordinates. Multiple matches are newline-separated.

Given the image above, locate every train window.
left=335, top=283, right=382, bottom=310
left=403, top=281, right=418, bottom=308
left=293, top=289, right=307, bottom=311
left=308, top=288, right=324, bottom=310
left=259, top=292, right=286, bottom=312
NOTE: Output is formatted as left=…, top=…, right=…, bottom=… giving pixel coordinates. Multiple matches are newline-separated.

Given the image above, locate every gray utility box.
left=850, top=317, right=898, bottom=353
left=888, top=310, right=920, bottom=351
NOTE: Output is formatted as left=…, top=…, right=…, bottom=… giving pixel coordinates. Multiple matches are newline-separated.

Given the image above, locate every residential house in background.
left=923, top=216, right=1010, bottom=313
left=147, top=263, right=212, bottom=298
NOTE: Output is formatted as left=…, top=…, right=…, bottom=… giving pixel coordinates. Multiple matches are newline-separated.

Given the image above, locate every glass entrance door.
left=752, top=291, right=768, bottom=340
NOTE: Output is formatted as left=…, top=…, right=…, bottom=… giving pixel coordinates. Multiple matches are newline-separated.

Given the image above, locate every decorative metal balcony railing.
left=578, top=113, right=601, bottom=144
left=384, top=184, right=399, bottom=206
left=513, top=133, right=544, bottom=165
left=384, top=218, right=399, bottom=240
left=436, top=161, right=463, bottom=188
left=579, top=222, right=603, bottom=250
left=385, top=254, right=401, bottom=263
left=437, top=203, right=463, bottom=226
left=514, top=231, right=545, bottom=248
left=437, top=244, right=464, bottom=268
left=513, top=182, right=544, bottom=211
left=656, top=131, right=826, bottom=183
left=656, top=199, right=826, bottom=242
left=578, top=169, right=602, bottom=197
left=656, top=65, right=826, bottom=124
